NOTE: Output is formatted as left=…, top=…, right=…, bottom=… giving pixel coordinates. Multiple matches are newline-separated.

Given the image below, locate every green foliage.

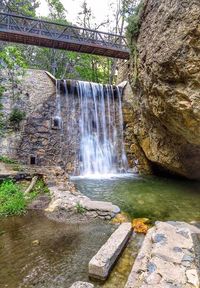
left=0, top=45, right=27, bottom=126
left=0, top=180, right=26, bottom=217
left=25, top=178, right=50, bottom=203
left=46, top=0, right=67, bottom=19
left=0, top=46, right=27, bottom=70
left=75, top=203, right=86, bottom=214
left=9, top=108, right=26, bottom=126
left=0, top=155, right=17, bottom=164
left=0, top=178, right=50, bottom=217
left=4, top=0, right=40, bottom=17
left=0, top=86, right=5, bottom=135
left=126, top=2, right=144, bottom=47
left=125, top=1, right=144, bottom=86
left=28, top=179, right=50, bottom=201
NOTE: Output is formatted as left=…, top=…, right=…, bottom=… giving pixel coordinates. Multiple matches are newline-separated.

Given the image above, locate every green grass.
left=0, top=180, right=26, bottom=217
left=26, top=179, right=50, bottom=203
left=0, top=179, right=50, bottom=217
left=0, top=155, right=18, bottom=164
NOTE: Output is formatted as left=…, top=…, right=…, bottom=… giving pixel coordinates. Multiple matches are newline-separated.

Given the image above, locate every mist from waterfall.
left=57, top=80, right=128, bottom=177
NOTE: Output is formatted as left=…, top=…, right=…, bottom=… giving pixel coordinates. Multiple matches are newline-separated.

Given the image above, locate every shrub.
left=0, top=155, right=18, bottom=164
left=126, top=2, right=144, bottom=47
left=0, top=180, right=26, bottom=217
left=26, top=179, right=50, bottom=202
left=75, top=203, right=86, bottom=214
left=9, top=108, right=26, bottom=126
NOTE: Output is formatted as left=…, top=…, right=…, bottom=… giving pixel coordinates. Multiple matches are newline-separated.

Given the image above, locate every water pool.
left=73, top=174, right=200, bottom=223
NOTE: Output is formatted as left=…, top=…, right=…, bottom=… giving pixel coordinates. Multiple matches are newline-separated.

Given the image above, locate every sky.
left=37, top=0, right=115, bottom=29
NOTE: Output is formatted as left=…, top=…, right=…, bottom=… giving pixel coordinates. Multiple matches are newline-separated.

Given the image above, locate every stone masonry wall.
left=0, top=69, right=56, bottom=158
left=0, top=69, right=77, bottom=173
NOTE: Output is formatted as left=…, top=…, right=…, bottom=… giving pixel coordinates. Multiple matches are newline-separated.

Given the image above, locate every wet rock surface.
left=125, top=221, right=200, bottom=288
left=35, top=166, right=121, bottom=222
left=27, top=195, right=50, bottom=210
left=70, top=281, right=94, bottom=288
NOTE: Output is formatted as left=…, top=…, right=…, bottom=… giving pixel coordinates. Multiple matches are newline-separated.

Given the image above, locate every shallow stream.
left=0, top=175, right=200, bottom=288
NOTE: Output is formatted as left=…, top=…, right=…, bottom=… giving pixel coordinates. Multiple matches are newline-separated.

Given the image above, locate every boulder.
left=125, top=221, right=200, bottom=288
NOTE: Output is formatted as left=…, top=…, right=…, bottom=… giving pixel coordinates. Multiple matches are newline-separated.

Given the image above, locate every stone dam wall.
left=0, top=69, right=136, bottom=174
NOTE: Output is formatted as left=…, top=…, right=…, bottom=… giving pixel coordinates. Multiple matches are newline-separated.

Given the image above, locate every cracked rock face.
left=130, top=0, right=200, bottom=179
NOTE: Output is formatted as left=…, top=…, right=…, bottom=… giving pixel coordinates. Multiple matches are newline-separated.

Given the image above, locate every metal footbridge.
left=0, top=12, right=130, bottom=59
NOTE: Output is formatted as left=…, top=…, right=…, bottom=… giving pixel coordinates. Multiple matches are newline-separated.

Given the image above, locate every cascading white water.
left=54, top=79, right=62, bottom=127
left=56, top=79, right=128, bottom=177
left=76, top=81, right=128, bottom=176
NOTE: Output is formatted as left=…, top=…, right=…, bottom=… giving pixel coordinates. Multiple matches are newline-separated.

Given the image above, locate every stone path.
left=125, top=221, right=200, bottom=288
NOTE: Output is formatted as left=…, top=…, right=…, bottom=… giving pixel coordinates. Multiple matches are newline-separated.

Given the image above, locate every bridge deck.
left=0, top=12, right=130, bottom=59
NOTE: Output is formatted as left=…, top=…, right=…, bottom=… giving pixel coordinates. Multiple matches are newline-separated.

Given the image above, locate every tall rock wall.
left=123, top=0, right=200, bottom=179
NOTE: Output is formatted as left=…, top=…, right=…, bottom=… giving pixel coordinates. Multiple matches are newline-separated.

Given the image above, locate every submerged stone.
left=70, top=281, right=94, bottom=288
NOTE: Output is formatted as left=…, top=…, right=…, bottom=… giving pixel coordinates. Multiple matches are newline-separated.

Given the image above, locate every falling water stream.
left=76, top=81, right=128, bottom=176
left=55, top=79, right=128, bottom=177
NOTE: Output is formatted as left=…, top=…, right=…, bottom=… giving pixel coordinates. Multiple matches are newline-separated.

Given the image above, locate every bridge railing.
left=0, top=12, right=128, bottom=51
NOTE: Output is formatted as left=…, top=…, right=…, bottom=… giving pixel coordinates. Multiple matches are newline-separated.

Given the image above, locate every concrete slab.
left=89, top=222, right=132, bottom=280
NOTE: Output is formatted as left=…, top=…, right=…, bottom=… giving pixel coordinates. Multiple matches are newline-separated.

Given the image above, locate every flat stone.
left=151, top=222, right=193, bottom=264
left=89, top=222, right=132, bottom=280
left=150, top=256, right=187, bottom=284
left=81, top=199, right=120, bottom=214
left=125, top=221, right=200, bottom=288
left=125, top=227, right=156, bottom=288
left=166, top=221, right=200, bottom=234
left=70, top=281, right=94, bottom=288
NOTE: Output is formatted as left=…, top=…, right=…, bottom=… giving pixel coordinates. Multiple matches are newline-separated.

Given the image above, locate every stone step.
left=81, top=199, right=120, bottom=214
left=89, top=222, right=132, bottom=280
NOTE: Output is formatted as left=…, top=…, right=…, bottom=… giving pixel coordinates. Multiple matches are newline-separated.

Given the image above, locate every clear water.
left=73, top=174, right=200, bottom=223
left=0, top=175, right=199, bottom=288
left=0, top=212, right=119, bottom=288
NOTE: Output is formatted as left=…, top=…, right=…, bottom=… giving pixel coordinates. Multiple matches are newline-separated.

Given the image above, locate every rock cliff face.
left=124, top=0, right=200, bottom=179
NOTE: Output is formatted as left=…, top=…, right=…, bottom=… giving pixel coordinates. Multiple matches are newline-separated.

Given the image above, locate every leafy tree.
left=0, top=0, right=115, bottom=84
left=46, top=0, right=67, bottom=20
left=0, top=46, right=27, bottom=101
left=1, top=0, right=39, bottom=16
left=126, top=1, right=144, bottom=46
left=0, top=46, right=27, bottom=132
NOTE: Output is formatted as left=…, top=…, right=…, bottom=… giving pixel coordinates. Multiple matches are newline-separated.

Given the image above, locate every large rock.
left=88, top=222, right=132, bottom=280
left=124, top=0, right=200, bottom=179
left=125, top=221, right=200, bottom=288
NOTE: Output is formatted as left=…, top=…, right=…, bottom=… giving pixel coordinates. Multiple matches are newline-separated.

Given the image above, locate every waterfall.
left=54, top=79, right=62, bottom=128
left=57, top=79, right=128, bottom=177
